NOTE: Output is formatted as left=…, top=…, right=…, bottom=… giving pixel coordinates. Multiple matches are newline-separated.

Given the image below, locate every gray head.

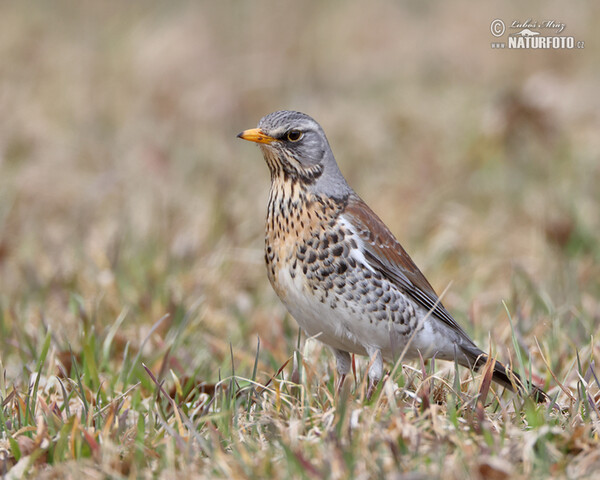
left=237, top=111, right=352, bottom=199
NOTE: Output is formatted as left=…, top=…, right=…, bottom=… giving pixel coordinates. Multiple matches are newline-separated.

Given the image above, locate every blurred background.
left=0, top=1, right=598, bottom=381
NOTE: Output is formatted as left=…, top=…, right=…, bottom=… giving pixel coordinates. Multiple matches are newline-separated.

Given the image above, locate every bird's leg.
left=366, top=348, right=383, bottom=400
left=332, top=348, right=351, bottom=396
left=336, top=373, right=346, bottom=396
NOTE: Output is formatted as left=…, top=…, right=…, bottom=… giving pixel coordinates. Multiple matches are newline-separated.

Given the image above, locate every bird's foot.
left=366, top=379, right=379, bottom=400
left=365, top=348, right=383, bottom=400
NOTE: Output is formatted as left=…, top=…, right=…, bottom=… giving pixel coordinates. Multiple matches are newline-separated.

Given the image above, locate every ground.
left=0, top=1, right=599, bottom=478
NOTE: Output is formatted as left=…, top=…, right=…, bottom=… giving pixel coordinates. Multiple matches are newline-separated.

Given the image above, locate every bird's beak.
left=237, top=128, right=276, bottom=145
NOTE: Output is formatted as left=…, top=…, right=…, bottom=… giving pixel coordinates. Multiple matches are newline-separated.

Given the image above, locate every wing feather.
left=342, top=195, right=548, bottom=402
left=343, top=195, right=475, bottom=344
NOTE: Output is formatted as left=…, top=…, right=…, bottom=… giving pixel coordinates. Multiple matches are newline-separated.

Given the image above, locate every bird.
left=237, top=110, right=548, bottom=402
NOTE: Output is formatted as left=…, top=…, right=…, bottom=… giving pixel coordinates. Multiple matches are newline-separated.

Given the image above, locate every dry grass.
left=1, top=1, right=599, bottom=478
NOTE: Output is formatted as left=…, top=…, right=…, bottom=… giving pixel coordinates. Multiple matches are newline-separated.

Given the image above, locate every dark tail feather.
left=459, top=346, right=549, bottom=403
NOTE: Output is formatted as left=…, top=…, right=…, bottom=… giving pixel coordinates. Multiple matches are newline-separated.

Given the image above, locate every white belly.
left=274, top=264, right=450, bottom=361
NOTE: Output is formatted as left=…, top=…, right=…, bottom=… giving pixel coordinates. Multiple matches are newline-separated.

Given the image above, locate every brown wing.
left=343, top=195, right=475, bottom=343
left=344, top=197, right=550, bottom=402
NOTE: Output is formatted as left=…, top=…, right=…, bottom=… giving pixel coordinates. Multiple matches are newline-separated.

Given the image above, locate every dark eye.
left=286, top=130, right=303, bottom=142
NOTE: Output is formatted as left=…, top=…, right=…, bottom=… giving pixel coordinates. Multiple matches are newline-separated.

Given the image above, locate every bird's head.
left=237, top=110, right=328, bottom=180
left=238, top=110, right=351, bottom=198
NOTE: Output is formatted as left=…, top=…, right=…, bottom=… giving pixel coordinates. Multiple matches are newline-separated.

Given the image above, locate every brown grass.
left=0, top=1, right=599, bottom=478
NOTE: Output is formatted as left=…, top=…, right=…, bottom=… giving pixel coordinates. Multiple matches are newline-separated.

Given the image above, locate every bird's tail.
left=459, top=345, right=549, bottom=403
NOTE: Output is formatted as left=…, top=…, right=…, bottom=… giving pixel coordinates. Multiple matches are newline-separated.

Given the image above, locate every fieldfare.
left=238, top=110, right=548, bottom=402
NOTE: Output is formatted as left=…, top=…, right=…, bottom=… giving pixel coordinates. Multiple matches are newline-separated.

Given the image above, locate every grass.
left=1, top=1, right=600, bottom=478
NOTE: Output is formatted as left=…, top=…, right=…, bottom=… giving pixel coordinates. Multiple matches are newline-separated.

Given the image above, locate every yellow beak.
left=237, top=128, right=276, bottom=144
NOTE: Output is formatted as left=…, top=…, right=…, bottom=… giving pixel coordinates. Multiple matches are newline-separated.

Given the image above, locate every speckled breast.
left=264, top=179, right=342, bottom=301
left=264, top=178, right=421, bottom=357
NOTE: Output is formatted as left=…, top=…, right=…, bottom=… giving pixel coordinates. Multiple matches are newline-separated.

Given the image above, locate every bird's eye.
left=286, top=130, right=303, bottom=142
